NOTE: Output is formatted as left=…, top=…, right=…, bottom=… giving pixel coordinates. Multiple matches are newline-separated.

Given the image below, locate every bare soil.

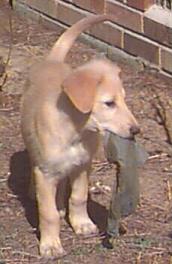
left=0, top=1, right=172, bottom=263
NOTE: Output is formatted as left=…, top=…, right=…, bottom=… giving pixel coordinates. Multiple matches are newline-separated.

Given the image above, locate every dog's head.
left=62, top=59, right=140, bottom=138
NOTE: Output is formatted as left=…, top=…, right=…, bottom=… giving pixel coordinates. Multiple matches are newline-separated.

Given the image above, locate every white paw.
left=71, top=216, right=98, bottom=235
left=39, top=237, right=66, bottom=259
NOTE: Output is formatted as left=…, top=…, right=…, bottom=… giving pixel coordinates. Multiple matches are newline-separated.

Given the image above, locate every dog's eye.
left=104, top=101, right=116, bottom=108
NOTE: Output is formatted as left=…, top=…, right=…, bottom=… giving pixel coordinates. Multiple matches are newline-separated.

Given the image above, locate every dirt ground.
left=0, top=1, right=172, bottom=263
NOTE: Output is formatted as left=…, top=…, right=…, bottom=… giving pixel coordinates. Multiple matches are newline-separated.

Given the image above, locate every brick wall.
left=15, top=0, right=172, bottom=76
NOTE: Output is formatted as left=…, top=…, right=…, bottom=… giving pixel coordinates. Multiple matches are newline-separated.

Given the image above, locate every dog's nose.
left=130, top=125, right=140, bottom=136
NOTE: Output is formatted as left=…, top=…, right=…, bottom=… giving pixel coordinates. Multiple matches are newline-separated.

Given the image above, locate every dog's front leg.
left=69, top=169, right=98, bottom=235
left=33, top=167, right=65, bottom=259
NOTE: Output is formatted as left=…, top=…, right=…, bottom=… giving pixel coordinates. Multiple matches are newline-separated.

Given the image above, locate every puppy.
left=21, top=14, right=140, bottom=259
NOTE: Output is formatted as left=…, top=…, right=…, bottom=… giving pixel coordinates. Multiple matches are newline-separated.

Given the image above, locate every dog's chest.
left=64, top=142, right=90, bottom=168
left=39, top=130, right=99, bottom=178
left=57, top=132, right=99, bottom=176
left=43, top=141, right=91, bottom=178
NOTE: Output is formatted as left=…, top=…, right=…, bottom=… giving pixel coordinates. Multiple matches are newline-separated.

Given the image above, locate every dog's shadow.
left=8, top=150, right=38, bottom=230
left=8, top=150, right=108, bottom=234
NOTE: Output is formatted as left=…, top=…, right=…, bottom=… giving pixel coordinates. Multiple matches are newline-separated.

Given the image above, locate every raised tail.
left=47, top=14, right=112, bottom=62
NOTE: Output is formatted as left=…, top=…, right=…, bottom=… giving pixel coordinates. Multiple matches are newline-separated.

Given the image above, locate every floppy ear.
left=62, top=68, right=102, bottom=113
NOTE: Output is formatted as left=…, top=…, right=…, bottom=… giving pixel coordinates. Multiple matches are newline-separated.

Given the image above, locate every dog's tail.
left=47, top=14, right=111, bottom=62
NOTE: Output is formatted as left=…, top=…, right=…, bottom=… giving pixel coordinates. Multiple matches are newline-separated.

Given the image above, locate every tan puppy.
left=21, top=15, right=140, bottom=259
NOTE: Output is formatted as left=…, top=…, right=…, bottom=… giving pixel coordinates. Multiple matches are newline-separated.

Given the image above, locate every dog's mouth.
left=105, top=124, right=140, bottom=141
left=108, top=133, right=136, bottom=143
left=103, top=130, right=137, bottom=157
left=105, top=129, right=136, bottom=141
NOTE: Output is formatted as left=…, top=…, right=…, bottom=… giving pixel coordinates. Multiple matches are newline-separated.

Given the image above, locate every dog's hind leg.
left=69, top=169, right=98, bottom=235
left=33, top=166, right=65, bottom=259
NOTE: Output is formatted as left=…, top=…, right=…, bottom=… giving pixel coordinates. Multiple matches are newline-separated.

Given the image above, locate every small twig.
left=149, top=204, right=166, bottom=211
left=148, top=153, right=168, bottom=161
left=0, top=179, right=7, bottom=183
left=12, top=250, right=40, bottom=259
left=125, top=233, right=151, bottom=238
left=146, top=251, right=165, bottom=256
left=0, top=107, right=14, bottom=112
left=0, top=8, right=13, bottom=91
left=0, top=259, right=29, bottom=263
left=0, top=247, right=12, bottom=250
left=7, top=193, right=17, bottom=198
left=167, top=180, right=172, bottom=201
left=136, top=251, right=142, bottom=264
left=93, top=160, right=109, bottom=166
left=150, top=84, right=172, bottom=146
left=90, top=181, right=111, bottom=195
left=128, top=244, right=166, bottom=252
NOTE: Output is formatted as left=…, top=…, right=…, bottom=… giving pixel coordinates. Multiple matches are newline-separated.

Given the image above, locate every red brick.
left=73, top=0, right=104, bottom=14
left=127, top=0, right=154, bottom=11
left=26, top=0, right=43, bottom=11
left=26, top=0, right=58, bottom=18
left=90, top=22, right=122, bottom=48
left=106, top=0, right=142, bottom=33
left=161, top=48, right=172, bottom=73
left=57, top=2, right=87, bottom=25
left=144, top=17, right=172, bottom=48
left=124, top=32, right=159, bottom=64
left=39, top=14, right=66, bottom=33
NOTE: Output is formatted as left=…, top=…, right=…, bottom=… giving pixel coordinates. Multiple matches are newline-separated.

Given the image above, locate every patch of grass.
left=72, top=243, right=107, bottom=256
left=124, top=235, right=154, bottom=251
left=134, top=237, right=153, bottom=249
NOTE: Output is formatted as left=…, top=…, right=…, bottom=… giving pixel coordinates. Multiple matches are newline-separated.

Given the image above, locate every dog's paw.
left=71, top=217, right=98, bottom=236
left=39, top=237, right=66, bottom=259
